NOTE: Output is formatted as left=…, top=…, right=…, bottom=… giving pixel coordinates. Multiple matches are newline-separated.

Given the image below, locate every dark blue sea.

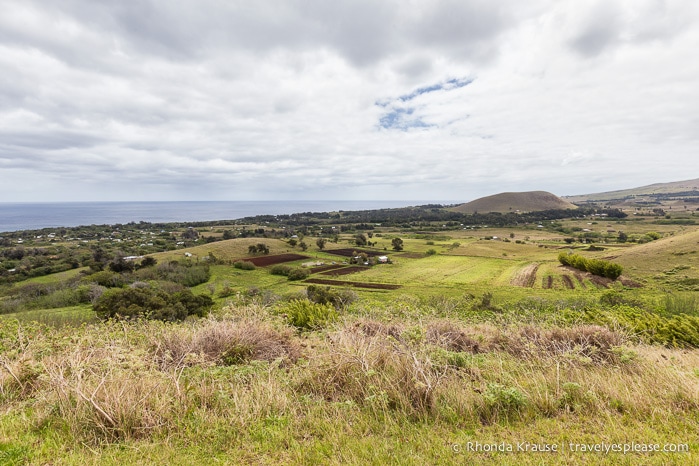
left=0, top=201, right=445, bottom=233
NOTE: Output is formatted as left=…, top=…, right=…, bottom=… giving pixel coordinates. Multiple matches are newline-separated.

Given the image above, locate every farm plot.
left=309, top=264, right=346, bottom=274
left=357, top=255, right=522, bottom=288
left=320, top=266, right=369, bottom=276
left=240, top=254, right=310, bottom=267
left=510, top=263, right=539, bottom=287
left=304, top=278, right=401, bottom=290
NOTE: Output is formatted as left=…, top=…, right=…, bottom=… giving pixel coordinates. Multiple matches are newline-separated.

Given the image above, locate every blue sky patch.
left=377, top=76, right=473, bottom=130
left=379, top=107, right=432, bottom=131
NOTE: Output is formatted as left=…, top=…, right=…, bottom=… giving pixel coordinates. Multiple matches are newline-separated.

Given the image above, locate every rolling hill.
left=610, top=229, right=699, bottom=281
left=565, top=178, right=699, bottom=203
left=451, top=191, right=577, bottom=214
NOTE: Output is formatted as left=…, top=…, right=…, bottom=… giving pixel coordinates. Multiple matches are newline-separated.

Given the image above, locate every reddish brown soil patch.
left=304, top=278, right=401, bottom=290
left=320, top=266, right=369, bottom=276
left=619, top=276, right=643, bottom=288
left=573, top=272, right=587, bottom=288
left=309, top=264, right=346, bottom=274
left=240, top=254, right=310, bottom=267
left=325, top=248, right=384, bottom=257
left=588, top=275, right=611, bottom=289
left=561, top=275, right=575, bottom=289
left=543, top=276, right=554, bottom=289
left=511, top=264, right=539, bottom=287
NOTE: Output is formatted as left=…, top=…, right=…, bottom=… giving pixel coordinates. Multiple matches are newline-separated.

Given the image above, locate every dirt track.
left=511, top=264, right=539, bottom=287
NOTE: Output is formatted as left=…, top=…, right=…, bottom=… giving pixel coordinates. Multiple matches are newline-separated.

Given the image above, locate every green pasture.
left=0, top=304, right=95, bottom=326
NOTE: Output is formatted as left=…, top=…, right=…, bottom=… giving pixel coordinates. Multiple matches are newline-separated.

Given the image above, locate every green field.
left=2, top=203, right=699, bottom=464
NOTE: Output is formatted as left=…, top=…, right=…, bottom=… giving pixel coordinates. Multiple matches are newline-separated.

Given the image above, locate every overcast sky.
left=1, top=0, right=697, bottom=203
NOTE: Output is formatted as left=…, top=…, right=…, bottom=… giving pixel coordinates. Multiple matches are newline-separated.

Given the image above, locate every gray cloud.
left=0, top=0, right=697, bottom=202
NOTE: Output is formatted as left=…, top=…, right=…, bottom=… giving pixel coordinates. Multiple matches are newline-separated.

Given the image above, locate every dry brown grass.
left=152, top=317, right=300, bottom=369
left=300, top=323, right=444, bottom=417
left=422, top=319, right=627, bottom=364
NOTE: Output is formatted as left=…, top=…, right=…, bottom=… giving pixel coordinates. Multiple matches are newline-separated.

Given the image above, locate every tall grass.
left=1, top=303, right=698, bottom=464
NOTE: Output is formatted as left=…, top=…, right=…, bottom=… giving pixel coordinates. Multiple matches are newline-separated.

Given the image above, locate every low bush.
left=579, top=304, right=699, bottom=348
left=286, top=268, right=309, bottom=281
left=270, top=265, right=292, bottom=276
left=282, top=299, right=337, bottom=330
left=93, top=285, right=212, bottom=321
left=558, top=252, right=623, bottom=280
left=233, top=261, right=256, bottom=271
left=306, top=285, right=357, bottom=310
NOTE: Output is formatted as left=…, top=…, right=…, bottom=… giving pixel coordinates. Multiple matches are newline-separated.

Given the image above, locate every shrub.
left=558, top=253, right=622, bottom=280
left=86, top=270, right=125, bottom=288
left=93, top=286, right=212, bottom=321
left=286, top=268, right=310, bottom=281
left=234, top=261, right=256, bottom=271
left=270, top=265, right=292, bottom=276
left=306, top=285, right=357, bottom=310
left=283, top=299, right=337, bottom=330
left=425, top=249, right=437, bottom=256
left=580, top=305, right=699, bottom=348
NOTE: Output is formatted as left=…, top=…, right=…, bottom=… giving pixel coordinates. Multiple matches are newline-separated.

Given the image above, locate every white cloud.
left=0, top=0, right=697, bottom=202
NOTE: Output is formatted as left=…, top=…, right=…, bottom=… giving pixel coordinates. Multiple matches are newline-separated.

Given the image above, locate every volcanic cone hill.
left=451, top=191, right=578, bottom=214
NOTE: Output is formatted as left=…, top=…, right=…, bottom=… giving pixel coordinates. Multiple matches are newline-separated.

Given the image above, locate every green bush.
left=283, top=299, right=337, bottom=330
left=580, top=305, right=699, bottom=348
left=86, top=270, right=125, bottom=288
left=287, top=268, right=310, bottom=281
left=270, top=265, right=292, bottom=276
left=93, top=285, right=212, bottom=321
left=234, top=261, right=256, bottom=271
left=558, top=253, right=622, bottom=280
left=306, top=285, right=357, bottom=310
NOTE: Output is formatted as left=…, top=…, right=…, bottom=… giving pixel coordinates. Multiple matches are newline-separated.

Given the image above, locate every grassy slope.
left=565, top=178, right=699, bottom=202
left=612, top=229, right=699, bottom=274
left=1, top=310, right=698, bottom=465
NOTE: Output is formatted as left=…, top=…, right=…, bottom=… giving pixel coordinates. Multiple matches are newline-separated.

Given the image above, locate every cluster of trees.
left=247, top=243, right=270, bottom=255
left=558, top=253, right=623, bottom=280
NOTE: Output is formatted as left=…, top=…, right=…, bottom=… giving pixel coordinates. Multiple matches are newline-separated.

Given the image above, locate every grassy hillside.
left=566, top=178, right=699, bottom=203
left=2, top=303, right=699, bottom=465
left=612, top=229, right=699, bottom=289
left=3, top=201, right=699, bottom=464
left=452, top=191, right=577, bottom=214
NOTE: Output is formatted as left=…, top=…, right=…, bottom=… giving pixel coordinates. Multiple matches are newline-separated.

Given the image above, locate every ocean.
left=0, top=200, right=442, bottom=233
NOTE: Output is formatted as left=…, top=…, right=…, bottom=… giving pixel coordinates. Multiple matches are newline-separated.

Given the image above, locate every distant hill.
left=451, top=191, right=577, bottom=214
left=612, top=229, right=699, bottom=281
left=565, top=178, right=699, bottom=203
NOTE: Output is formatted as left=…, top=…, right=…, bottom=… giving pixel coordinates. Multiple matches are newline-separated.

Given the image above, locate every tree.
left=316, top=238, right=327, bottom=250
left=182, top=228, right=199, bottom=240
left=391, top=237, right=404, bottom=251
left=139, top=256, right=157, bottom=268
left=299, top=241, right=308, bottom=251
left=354, top=234, right=367, bottom=247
